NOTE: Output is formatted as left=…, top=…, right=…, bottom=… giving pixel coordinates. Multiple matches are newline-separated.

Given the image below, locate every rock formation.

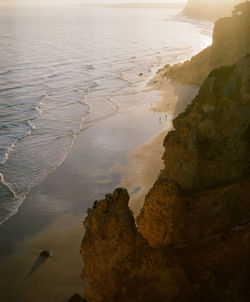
left=81, top=187, right=190, bottom=302
left=162, top=59, right=250, bottom=192
left=183, top=0, right=242, bottom=21
left=81, top=55, right=250, bottom=301
left=168, top=1, right=250, bottom=85
left=68, top=293, right=87, bottom=302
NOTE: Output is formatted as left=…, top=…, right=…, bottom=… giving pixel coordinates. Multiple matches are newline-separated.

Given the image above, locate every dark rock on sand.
left=68, top=293, right=86, bottom=302
left=40, top=250, right=50, bottom=258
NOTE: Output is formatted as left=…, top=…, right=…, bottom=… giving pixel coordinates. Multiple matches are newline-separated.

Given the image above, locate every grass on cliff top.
left=208, top=64, right=236, bottom=80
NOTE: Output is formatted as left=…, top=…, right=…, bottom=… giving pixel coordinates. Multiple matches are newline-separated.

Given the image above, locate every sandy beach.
left=1, top=1, right=248, bottom=300
left=117, top=76, right=198, bottom=216
left=0, top=74, right=198, bottom=302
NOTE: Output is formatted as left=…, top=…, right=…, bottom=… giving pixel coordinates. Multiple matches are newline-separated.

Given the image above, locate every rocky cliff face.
left=162, top=59, right=250, bottom=192
left=81, top=56, right=250, bottom=301
left=169, top=2, right=250, bottom=85
left=183, top=0, right=242, bottom=21
left=81, top=188, right=190, bottom=302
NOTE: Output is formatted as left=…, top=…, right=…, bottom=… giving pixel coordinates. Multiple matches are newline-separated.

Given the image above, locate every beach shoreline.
left=0, top=69, right=198, bottom=302
left=0, top=75, right=166, bottom=301
left=0, top=71, right=197, bottom=302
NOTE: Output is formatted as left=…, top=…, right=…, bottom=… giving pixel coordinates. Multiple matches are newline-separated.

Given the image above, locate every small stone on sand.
left=68, top=293, right=86, bottom=302
left=40, top=250, right=50, bottom=258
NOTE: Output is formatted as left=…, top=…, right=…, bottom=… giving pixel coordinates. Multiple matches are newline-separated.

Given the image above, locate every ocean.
left=0, top=5, right=213, bottom=225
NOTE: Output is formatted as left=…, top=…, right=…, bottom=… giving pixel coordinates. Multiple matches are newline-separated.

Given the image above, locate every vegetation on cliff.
left=168, top=1, right=250, bottom=85
left=81, top=55, right=250, bottom=301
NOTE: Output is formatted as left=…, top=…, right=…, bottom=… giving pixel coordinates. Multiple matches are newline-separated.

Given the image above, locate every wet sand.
left=0, top=86, right=165, bottom=302
left=0, top=79, right=198, bottom=302
left=0, top=215, right=85, bottom=302
left=115, top=78, right=198, bottom=216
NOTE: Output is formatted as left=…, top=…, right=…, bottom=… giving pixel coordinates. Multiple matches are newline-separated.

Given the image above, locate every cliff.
left=81, top=55, right=250, bottom=302
left=183, top=0, right=242, bottom=21
left=168, top=1, right=250, bottom=85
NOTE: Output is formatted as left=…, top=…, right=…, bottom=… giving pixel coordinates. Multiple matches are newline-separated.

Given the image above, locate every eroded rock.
left=81, top=56, right=250, bottom=301
left=168, top=4, right=250, bottom=85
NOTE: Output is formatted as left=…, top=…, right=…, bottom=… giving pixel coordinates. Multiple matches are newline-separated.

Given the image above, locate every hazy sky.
left=1, top=0, right=187, bottom=7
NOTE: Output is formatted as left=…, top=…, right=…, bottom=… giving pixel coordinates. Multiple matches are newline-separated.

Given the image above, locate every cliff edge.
left=183, top=0, right=242, bottom=21
left=81, top=55, right=250, bottom=301
left=168, top=2, right=250, bottom=85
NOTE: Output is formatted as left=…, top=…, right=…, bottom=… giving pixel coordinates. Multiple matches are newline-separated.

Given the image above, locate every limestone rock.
left=81, top=188, right=189, bottom=302
left=168, top=3, right=250, bottom=85
left=183, top=0, right=242, bottom=21
left=162, top=56, right=250, bottom=192
left=81, top=56, right=250, bottom=301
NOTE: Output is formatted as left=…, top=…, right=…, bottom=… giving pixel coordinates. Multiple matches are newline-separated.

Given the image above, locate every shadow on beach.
left=27, top=254, right=49, bottom=277
left=171, top=81, right=199, bottom=119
